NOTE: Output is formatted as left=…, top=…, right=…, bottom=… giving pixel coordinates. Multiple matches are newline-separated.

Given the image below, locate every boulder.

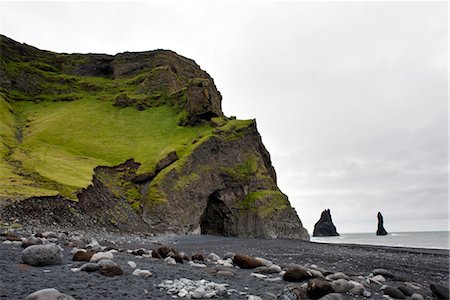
left=313, top=209, right=339, bottom=237
left=383, top=286, right=406, bottom=299
left=233, top=254, right=264, bottom=269
left=22, top=243, right=63, bottom=266
left=26, top=288, right=75, bottom=300
left=376, top=212, right=388, bottom=235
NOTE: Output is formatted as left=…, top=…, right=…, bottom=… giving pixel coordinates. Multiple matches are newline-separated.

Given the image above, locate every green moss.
left=174, top=172, right=200, bottom=190
left=223, top=154, right=258, bottom=181
left=241, top=190, right=289, bottom=216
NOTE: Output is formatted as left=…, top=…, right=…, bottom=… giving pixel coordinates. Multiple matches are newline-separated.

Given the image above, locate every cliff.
left=312, top=209, right=339, bottom=237
left=0, top=35, right=309, bottom=239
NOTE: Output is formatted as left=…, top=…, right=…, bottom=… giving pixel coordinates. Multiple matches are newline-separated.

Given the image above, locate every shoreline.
left=1, top=229, right=449, bottom=299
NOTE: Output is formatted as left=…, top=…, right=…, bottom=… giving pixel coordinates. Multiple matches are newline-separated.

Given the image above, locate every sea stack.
left=313, top=209, right=339, bottom=237
left=376, top=212, right=388, bottom=235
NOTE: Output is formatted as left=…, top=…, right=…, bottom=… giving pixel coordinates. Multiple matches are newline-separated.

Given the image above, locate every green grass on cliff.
left=1, top=95, right=213, bottom=199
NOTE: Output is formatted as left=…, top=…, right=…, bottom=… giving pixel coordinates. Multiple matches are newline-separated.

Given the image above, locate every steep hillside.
left=0, top=35, right=309, bottom=239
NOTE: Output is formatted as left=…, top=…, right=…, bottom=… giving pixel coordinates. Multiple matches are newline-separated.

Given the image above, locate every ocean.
left=310, top=231, right=450, bottom=250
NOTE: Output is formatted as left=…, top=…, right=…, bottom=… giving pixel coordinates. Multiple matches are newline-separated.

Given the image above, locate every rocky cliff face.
left=376, top=212, right=388, bottom=236
left=313, top=209, right=339, bottom=237
left=0, top=35, right=309, bottom=239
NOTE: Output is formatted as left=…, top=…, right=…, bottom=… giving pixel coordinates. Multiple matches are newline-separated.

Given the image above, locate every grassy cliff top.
left=0, top=35, right=253, bottom=201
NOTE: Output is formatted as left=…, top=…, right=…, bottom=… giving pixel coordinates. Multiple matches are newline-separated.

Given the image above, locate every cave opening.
left=200, top=191, right=232, bottom=236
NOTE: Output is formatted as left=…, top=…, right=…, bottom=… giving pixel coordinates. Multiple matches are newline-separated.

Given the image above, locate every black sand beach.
left=1, top=230, right=449, bottom=299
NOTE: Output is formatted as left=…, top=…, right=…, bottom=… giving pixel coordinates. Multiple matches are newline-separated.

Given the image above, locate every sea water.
left=310, top=231, right=450, bottom=250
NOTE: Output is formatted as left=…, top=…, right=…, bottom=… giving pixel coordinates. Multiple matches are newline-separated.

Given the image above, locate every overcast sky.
left=1, top=1, right=448, bottom=233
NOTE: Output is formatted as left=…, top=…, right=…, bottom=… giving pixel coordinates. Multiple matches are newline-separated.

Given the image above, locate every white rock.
left=188, top=261, right=207, bottom=268
left=22, top=243, right=64, bottom=266
left=70, top=248, right=86, bottom=255
left=191, top=287, right=206, bottom=299
left=165, top=257, right=176, bottom=265
left=255, top=257, right=273, bottom=267
left=70, top=268, right=81, bottom=272
left=3, top=240, right=12, bottom=245
left=86, top=239, right=102, bottom=252
left=127, top=261, right=137, bottom=268
left=348, top=280, right=365, bottom=295
left=132, top=269, right=152, bottom=277
left=250, top=273, right=267, bottom=279
left=326, top=272, right=349, bottom=280
left=207, top=253, right=220, bottom=261
left=265, top=277, right=283, bottom=282
left=26, top=288, right=75, bottom=300
left=248, top=296, right=263, bottom=300
left=90, top=251, right=113, bottom=262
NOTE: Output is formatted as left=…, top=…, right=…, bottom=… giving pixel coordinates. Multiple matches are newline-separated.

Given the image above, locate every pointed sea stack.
left=376, top=212, right=388, bottom=235
left=313, top=209, right=339, bottom=237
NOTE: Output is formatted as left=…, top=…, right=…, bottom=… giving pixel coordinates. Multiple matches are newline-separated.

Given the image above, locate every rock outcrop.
left=376, top=212, right=388, bottom=236
left=313, top=209, right=339, bottom=237
left=0, top=35, right=309, bottom=240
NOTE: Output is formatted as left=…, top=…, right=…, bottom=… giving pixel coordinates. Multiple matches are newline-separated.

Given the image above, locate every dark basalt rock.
left=376, top=212, right=388, bottom=236
left=430, top=284, right=450, bottom=299
left=313, top=209, right=339, bottom=237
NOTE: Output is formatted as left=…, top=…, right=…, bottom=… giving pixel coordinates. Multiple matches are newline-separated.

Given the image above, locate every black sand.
left=1, top=233, right=448, bottom=299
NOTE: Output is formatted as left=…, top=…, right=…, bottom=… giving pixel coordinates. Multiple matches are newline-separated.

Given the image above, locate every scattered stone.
left=157, top=278, right=228, bottom=298
left=372, top=268, right=396, bottom=279
left=331, top=279, right=353, bottom=293
left=255, top=257, right=273, bottom=267
left=326, top=272, right=349, bottom=280
left=86, top=239, right=102, bottom=252
left=248, top=296, right=263, bottom=300
left=318, top=293, right=346, bottom=300
left=308, top=269, right=325, bottom=278
left=21, top=236, right=43, bottom=248
left=80, top=263, right=99, bottom=272
left=430, top=284, right=449, bottom=299
left=348, top=280, right=365, bottom=295
left=216, top=258, right=234, bottom=268
left=98, top=259, right=122, bottom=277
left=191, top=253, right=205, bottom=261
left=127, top=261, right=137, bottom=268
left=383, top=286, right=406, bottom=299
left=188, top=261, right=207, bottom=268
left=132, top=269, right=152, bottom=277
left=72, top=251, right=94, bottom=261
left=233, top=254, right=264, bottom=269
left=216, top=270, right=235, bottom=277
left=223, top=252, right=235, bottom=260
left=370, top=274, right=386, bottom=284
left=277, top=284, right=307, bottom=300
left=307, top=278, right=334, bottom=299
left=165, top=257, right=176, bottom=265
left=410, top=293, right=425, bottom=300
left=90, top=251, right=113, bottom=262
left=254, top=264, right=282, bottom=274
left=207, top=252, right=220, bottom=261
left=283, top=266, right=313, bottom=282
left=22, top=243, right=63, bottom=266
left=26, top=288, right=75, bottom=300
left=404, top=282, right=422, bottom=290
left=131, top=248, right=147, bottom=256
left=251, top=272, right=268, bottom=279
left=397, top=285, right=413, bottom=297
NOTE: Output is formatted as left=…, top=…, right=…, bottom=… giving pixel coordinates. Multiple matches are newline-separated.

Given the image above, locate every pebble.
left=326, top=272, right=349, bottom=280
left=98, top=259, right=122, bottom=277
left=410, top=293, right=425, bottom=300
left=80, top=263, right=99, bottom=272
left=233, top=254, right=265, bottom=269
left=404, top=282, right=422, bottom=290
left=372, top=268, right=396, bottom=279
left=165, top=257, right=176, bottom=265
left=383, top=286, right=406, bottom=299
left=21, top=236, right=43, bottom=248
left=157, top=278, right=228, bottom=298
left=72, top=251, right=94, bottom=262
left=277, top=284, right=307, bottom=299
left=250, top=272, right=268, bottom=279
left=132, top=269, right=152, bottom=277
left=331, top=279, right=353, bottom=293
left=248, top=296, right=263, bottom=300
left=86, top=239, right=102, bottom=252
left=26, top=288, right=75, bottom=300
left=283, top=266, right=313, bottom=282
left=191, top=253, right=204, bottom=261
left=22, top=243, right=64, bottom=266
left=207, top=253, right=220, bottom=261
left=216, top=270, right=235, bottom=277
left=90, top=251, right=113, bottom=262
left=348, top=280, right=365, bottom=295
left=223, top=252, right=235, bottom=260
left=255, top=257, right=273, bottom=267
left=127, top=261, right=137, bottom=268
left=430, top=283, right=449, bottom=299
left=370, top=274, right=386, bottom=284
left=188, top=261, right=207, bottom=268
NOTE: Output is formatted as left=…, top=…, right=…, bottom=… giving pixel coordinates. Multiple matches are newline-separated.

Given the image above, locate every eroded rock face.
left=313, top=209, right=339, bottom=237
left=376, top=212, right=388, bottom=236
left=141, top=122, right=309, bottom=239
